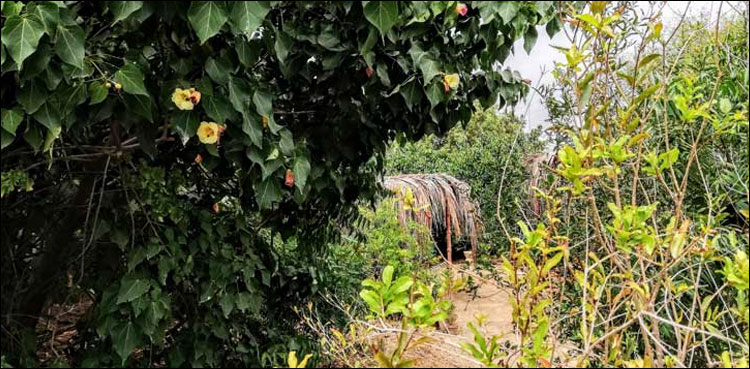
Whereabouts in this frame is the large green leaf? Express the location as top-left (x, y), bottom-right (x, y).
top-left (144, 298), bottom-right (167, 329)
top-left (1, 128), bottom-right (14, 150)
top-left (536, 1), bottom-right (554, 16)
top-left (228, 76), bottom-right (253, 114)
top-left (533, 319), bottom-right (549, 352)
top-left (246, 146), bottom-right (265, 169)
top-left (229, 1), bottom-right (270, 36)
top-left (57, 83), bottom-right (88, 120)
top-left (187, 1), bottom-right (228, 44)
top-left (173, 110), bottom-right (199, 145)
top-left (363, 1), bottom-right (399, 35)
top-left (274, 30), bottom-right (292, 64)
top-left (88, 81), bottom-right (109, 105)
top-left (318, 29), bottom-right (345, 51)
top-left (418, 56), bottom-right (440, 85)
top-left (523, 26), bottom-right (538, 54)
top-left (546, 15), bottom-right (561, 37)
top-left (390, 276), bottom-right (413, 295)
top-left (252, 90), bottom-right (273, 117)
top-left (242, 111), bottom-right (263, 148)
top-left (219, 293), bottom-right (235, 318)
top-left (279, 129), bottom-right (293, 155)
top-left (23, 123), bottom-right (43, 152)
top-left (1, 109), bottom-right (24, 135)
top-left (116, 279), bottom-right (151, 304)
top-left (360, 27), bottom-right (378, 57)
top-left (32, 102), bottom-right (60, 132)
top-left (112, 321), bottom-right (142, 364)
top-left (43, 63), bottom-right (63, 90)
top-left (31, 1), bottom-right (60, 36)
top-left (382, 265), bottom-right (394, 286)
top-left (541, 252), bottom-right (563, 277)
top-left (1, 14), bottom-right (46, 67)
top-left (254, 177), bottom-right (282, 209)
top-left (115, 63), bottom-right (148, 96)
top-left (61, 60), bottom-right (93, 79)
top-left (400, 80), bottom-right (422, 111)
top-left (376, 64), bottom-right (390, 86)
top-left (236, 37), bottom-right (260, 67)
top-left (293, 153), bottom-right (311, 191)
top-left (2, 1), bottom-right (25, 17)
top-left (497, 2), bottom-right (519, 24)
top-left (204, 94), bottom-right (234, 124)
top-left (18, 80), bottom-right (46, 114)
top-left (426, 82), bottom-right (444, 108)
top-left (474, 1), bottom-right (498, 24)
top-left (108, 1), bottom-right (143, 23)
top-left (205, 57), bottom-right (231, 85)
top-left (360, 289), bottom-right (381, 314)
top-left (122, 94), bottom-right (153, 122)
top-left (261, 156), bottom-right (283, 180)
top-left (22, 42), bottom-right (52, 79)
top-left (55, 24), bottom-right (85, 69)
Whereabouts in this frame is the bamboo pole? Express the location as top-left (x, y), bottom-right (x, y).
top-left (446, 197), bottom-right (452, 265)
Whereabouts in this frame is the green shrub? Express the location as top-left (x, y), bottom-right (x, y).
top-left (357, 198), bottom-right (434, 277)
top-left (533, 3), bottom-right (749, 367)
top-left (0, 1), bottom-right (556, 366)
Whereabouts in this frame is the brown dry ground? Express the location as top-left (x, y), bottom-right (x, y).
top-left (406, 267), bottom-right (579, 368)
top-left (406, 276), bottom-right (517, 368)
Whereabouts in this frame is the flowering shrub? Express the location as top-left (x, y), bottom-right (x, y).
top-left (0, 1), bottom-right (557, 366)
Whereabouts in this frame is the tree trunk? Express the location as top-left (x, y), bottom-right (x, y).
top-left (17, 158), bottom-right (105, 329)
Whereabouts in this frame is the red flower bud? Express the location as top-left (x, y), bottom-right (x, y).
top-left (456, 3), bottom-right (468, 16)
top-left (285, 169), bottom-right (295, 188)
top-left (365, 66), bottom-right (374, 78)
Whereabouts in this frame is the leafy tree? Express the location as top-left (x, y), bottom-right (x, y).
top-left (0, 1), bottom-right (557, 366)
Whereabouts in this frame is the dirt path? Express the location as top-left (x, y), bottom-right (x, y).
top-left (409, 276), bottom-right (518, 368)
top-left (409, 269), bottom-right (577, 368)
top-left (451, 280), bottom-right (516, 343)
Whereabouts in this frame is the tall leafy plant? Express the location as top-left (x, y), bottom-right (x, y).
top-left (533, 2), bottom-right (749, 367)
top-left (0, 1), bottom-right (559, 366)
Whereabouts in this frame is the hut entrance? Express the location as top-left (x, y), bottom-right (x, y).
top-left (383, 174), bottom-right (483, 264)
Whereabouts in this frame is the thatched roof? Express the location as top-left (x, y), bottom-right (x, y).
top-left (382, 174), bottom-right (483, 262)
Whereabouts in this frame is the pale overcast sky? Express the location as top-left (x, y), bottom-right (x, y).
top-left (502, 1), bottom-right (742, 130)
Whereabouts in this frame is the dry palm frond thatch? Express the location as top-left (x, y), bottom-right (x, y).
top-left (383, 174), bottom-right (483, 263)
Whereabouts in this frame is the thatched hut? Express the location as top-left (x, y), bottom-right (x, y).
top-left (383, 174), bottom-right (483, 264)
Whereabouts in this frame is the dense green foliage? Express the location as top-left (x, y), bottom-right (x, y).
top-left (3, 1), bottom-right (746, 368)
top-left (354, 197), bottom-right (434, 277)
top-left (0, 1), bottom-right (558, 367)
top-left (664, 18), bottom-right (749, 223)
top-left (535, 3), bottom-right (749, 367)
top-left (387, 107), bottom-right (545, 252)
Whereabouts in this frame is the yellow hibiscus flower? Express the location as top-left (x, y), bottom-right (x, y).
top-left (172, 88), bottom-right (201, 110)
top-left (197, 122), bottom-right (221, 144)
top-left (443, 73), bottom-right (459, 91)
